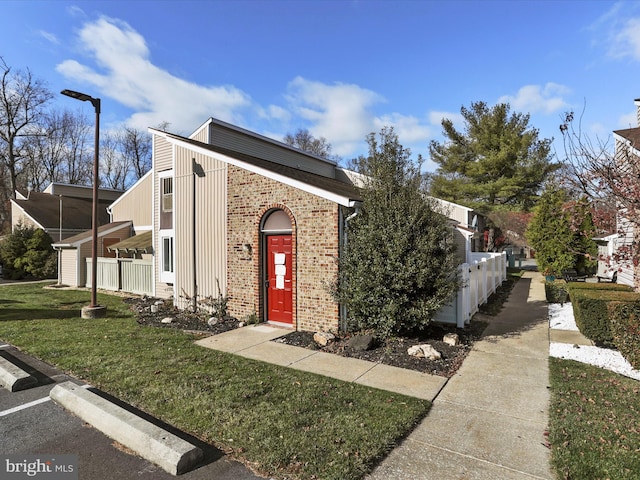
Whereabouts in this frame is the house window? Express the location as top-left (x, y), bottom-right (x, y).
top-left (160, 235), bottom-right (174, 283)
top-left (161, 177), bottom-right (173, 213)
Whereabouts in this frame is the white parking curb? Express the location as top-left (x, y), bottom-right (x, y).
top-left (0, 355), bottom-right (37, 392)
top-left (50, 381), bottom-right (203, 475)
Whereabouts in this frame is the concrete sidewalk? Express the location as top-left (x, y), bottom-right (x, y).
top-left (196, 271), bottom-right (554, 479)
top-left (367, 271), bottom-right (553, 479)
top-left (196, 325), bottom-right (448, 401)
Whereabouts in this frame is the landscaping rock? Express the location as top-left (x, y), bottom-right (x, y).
top-left (150, 305), bottom-right (159, 313)
top-left (313, 332), bottom-right (335, 347)
top-left (408, 344), bottom-right (442, 360)
top-left (161, 317), bottom-right (173, 324)
top-left (347, 334), bottom-right (375, 352)
top-left (207, 317), bottom-right (218, 326)
top-left (443, 333), bottom-right (460, 346)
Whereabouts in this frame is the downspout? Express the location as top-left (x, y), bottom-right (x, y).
top-left (339, 203), bottom-right (361, 332)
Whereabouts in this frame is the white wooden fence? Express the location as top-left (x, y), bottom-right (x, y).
top-left (434, 252), bottom-right (507, 328)
top-left (86, 258), bottom-right (153, 296)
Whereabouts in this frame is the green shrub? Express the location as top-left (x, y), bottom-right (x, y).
top-left (0, 224), bottom-right (57, 280)
top-left (570, 289), bottom-right (640, 345)
top-left (609, 301), bottom-right (640, 370)
top-left (566, 282), bottom-right (632, 293)
top-left (545, 280), bottom-right (569, 303)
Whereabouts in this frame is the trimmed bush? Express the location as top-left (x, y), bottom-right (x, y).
top-left (566, 282), bottom-right (633, 293)
top-left (545, 280), bottom-right (569, 303)
top-left (570, 289), bottom-right (640, 345)
top-left (609, 301), bottom-right (640, 370)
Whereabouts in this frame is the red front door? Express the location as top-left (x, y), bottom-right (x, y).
top-left (266, 235), bottom-right (293, 324)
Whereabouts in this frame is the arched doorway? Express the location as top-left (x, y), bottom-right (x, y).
top-left (261, 209), bottom-right (294, 326)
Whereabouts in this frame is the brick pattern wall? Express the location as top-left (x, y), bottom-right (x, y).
top-left (227, 165), bottom-right (341, 332)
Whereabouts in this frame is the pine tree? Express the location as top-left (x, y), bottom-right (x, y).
top-left (429, 101), bottom-right (558, 212)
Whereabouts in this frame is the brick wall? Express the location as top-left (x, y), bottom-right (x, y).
top-left (226, 164), bottom-right (341, 332)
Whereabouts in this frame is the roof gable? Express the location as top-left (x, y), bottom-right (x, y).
top-left (154, 130), bottom-right (361, 206)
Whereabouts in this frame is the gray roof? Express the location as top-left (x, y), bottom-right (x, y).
top-left (164, 131), bottom-right (362, 204)
top-left (13, 192), bottom-right (112, 231)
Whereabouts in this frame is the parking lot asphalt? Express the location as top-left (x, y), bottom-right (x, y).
top-left (0, 343), bottom-right (265, 480)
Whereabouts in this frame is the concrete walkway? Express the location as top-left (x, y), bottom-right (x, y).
top-left (368, 271), bottom-right (553, 479)
top-left (196, 271), bottom-right (554, 479)
top-left (196, 325), bottom-right (448, 401)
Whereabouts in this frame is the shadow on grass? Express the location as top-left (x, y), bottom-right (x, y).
top-left (87, 387), bottom-right (225, 471)
top-left (0, 299), bottom-right (24, 305)
top-left (0, 308), bottom-right (82, 322)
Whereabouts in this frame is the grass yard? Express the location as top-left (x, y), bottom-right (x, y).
top-left (549, 357), bottom-right (640, 480)
top-left (0, 284), bottom-right (430, 480)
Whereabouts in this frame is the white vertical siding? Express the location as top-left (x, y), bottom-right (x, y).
top-left (173, 146), bottom-right (228, 310)
top-left (60, 249), bottom-right (79, 286)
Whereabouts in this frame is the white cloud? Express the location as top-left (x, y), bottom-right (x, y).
top-left (619, 110), bottom-right (637, 128)
top-left (590, 3), bottom-right (640, 62)
top-left (498, 83), bottom-right (570, 115)
top-left (56, 17), bottom-right (251, 132)
top-left (373, 114), bottom-right (432, 144)
top-left (38, 30), bottom-right (59, 45)
top-left (613, 17), bottom-right (640, 60)
top-left (428, 110), bottom-right (464, 129)
top-left (56, 16), bottom-right (435, 158)
top-left (284, 76), bottom-right (383, 156)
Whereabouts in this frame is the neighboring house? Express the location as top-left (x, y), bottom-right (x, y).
top-left (430, 197), bottom-right (486, 263)
top-left (52, 221), bottom-right (134, 287)
top-left (11, 183), bottom-right (123, 241)
top-left (611, 98), bottom-right (640, 288)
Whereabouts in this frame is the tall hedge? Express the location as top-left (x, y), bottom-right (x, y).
top-left (569, 288), bottom-right (640, 345)
top-left (609, 301), bottom-right (640, 370)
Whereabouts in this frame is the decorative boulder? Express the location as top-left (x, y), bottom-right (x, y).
top-left (161, 317), bottom-right (173, 324)
top-left (408, 344), bottom-right (441, 360)
top-left (347, 334), bottom-right (375, 352)
top-left (313, 332), bottom-right (335, 347)
top-left (207, 317), bottom-right (218, 326)
top-left (443, 333), bottom-right (460, 346)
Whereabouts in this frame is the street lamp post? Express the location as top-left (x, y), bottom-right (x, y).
top-left (61, 89), bottom-right (106, 319)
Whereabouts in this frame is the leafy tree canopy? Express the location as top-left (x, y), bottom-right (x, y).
top-left (334, 127), bottom-right (460, 339)
top-left (429, 101), bottom-right (559, 213)
top-left (526, 187), bottom-right (597, 276)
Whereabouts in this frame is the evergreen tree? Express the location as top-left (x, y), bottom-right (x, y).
top-left (526, 188), bottom-right (597, 276)
top-left (335, 128), bottom-right (460, 339)
top-left (429, 101), bottom-right (558, 212)
top-left (0, 223), bottom-right (56, 279)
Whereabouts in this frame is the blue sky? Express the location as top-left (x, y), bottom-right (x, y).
top-left (3, 0), bottom-right (640, 171)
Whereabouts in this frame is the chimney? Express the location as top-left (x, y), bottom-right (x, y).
top-left (635, 98), bottom-right (640, 127)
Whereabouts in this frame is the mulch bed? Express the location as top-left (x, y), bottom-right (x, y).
top-left (126, 276), bottom-right (516, 379)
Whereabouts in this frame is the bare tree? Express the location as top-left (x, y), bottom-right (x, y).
top-left (100, 132), bottom-right (129, 190)
top-left (121, 127), bottom-right (151, 180)
top-left (559, 107), bottom-right (640, 286)
top-left (0, 58), bottom-right (53, 197)
top-left (284, 128), bottom-right (336, 159)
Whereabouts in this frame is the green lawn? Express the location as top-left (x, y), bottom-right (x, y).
top-left (549, 357), bottom-right (640, 480)
top-left (0, 284), bottom-right (429, 480)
